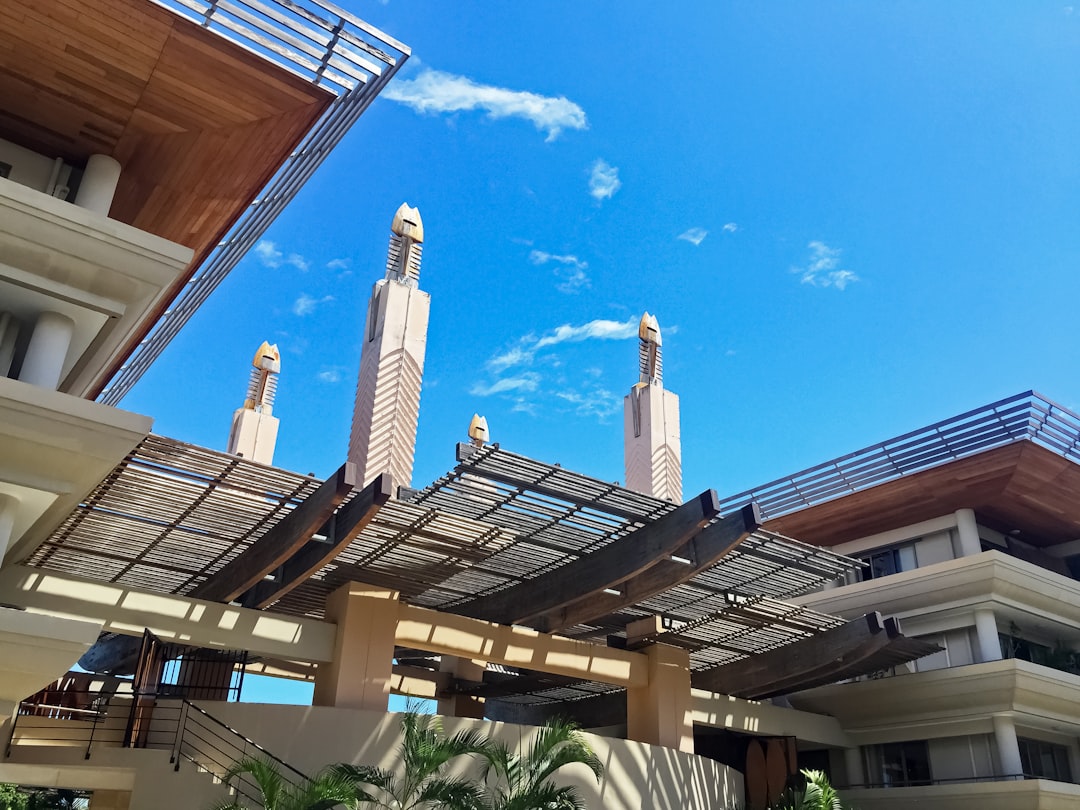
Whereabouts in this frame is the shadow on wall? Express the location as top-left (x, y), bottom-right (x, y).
top-left (199, 702), bottom-right (743, 810)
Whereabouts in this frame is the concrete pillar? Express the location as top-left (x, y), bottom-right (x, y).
top-left (626, 642), bottom-right (694, 753)
top-left (0, 699), bottom-right (15, 760)
top-left (88, 790), bottom-right (131, 810)
top-left (624, 384), bottom-right (682, 503)
top-left (437, 656), bottom-right (486, 719)
top-left (313, 583), bottom-right (399, 711)
top-left (974, 609), bottom-right (1002, 663)
top-left (993, 714), bottom-right (1024, 777)
top-left (18, 311), bottom-right (74, 390)
top-left (0, 493), bottom-right (19, 564)
top-left (75, 154), bottom-right (122, 216)
top-left (843, 746), bottom-right (865, 787)
top-left (955, 508), bottom-right (982, 557)
top-left (0, 311), bottom-right (18, 378)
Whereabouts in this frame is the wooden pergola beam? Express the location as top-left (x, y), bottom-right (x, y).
top-left (453, 489), bottom-right (722, 626)
top-left (693, 612), bottom-right (888, 698)
top-left (535, 503), bottom-right (762, 633)
top-left (191, 462), bottom-right (360, 603)
top-left (244, 473), bottom-right (394, 608)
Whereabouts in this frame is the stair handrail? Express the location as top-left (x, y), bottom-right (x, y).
top-left (170, 698), bottom-right (309, 800)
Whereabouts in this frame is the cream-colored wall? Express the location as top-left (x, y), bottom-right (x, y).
top-left (0, 747), bottom-right (229, 810)
top-left (202, 702), bottom-right (743, 810)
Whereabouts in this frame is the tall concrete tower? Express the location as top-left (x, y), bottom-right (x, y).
top-left (623, 312), bottom-right (682, 503)
top-left (226, 340), bottom-right (281, 465)
top-left (348, 203), bottom-right (429, 488)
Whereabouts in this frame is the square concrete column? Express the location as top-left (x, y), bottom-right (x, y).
top-left (626, 640), bottom-right (694, 753)
top-left (313, 582), bottom-right (399, 711)
top-left (437, 656), bottom-right (486, 719)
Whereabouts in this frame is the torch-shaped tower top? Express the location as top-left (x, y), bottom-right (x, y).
top-left (386, 203), bottom-right (424, 284)
top-left (638, 312), bottom-right (662, 385)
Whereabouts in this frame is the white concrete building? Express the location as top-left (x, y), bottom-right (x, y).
top-left (712, 392), bottom-right (1080, 809)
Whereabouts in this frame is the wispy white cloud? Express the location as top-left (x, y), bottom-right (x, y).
top-left (293, 293), bottom-right (335, 316)
top-left (555, 388), bottom-right (621, 420)
top-left (488, 346), bottom-right (534, 373)
top-left (722, 222), bottom-right (738, 233)
top-left (588, 159), bottom-right (621, 201)
top-left (326, 258), bottom-right (349, 270)
top-left (470, 316), bottom-right (640, 421)
top-left (254, 240), bottom-right (310, 271)
top-left (384, 68), bottom-right (587, 141)
top-left (254, 240), bottom-right (282, 267)
top-left (317, 367), bottom-right (344, 383)
top-left (535, 317), bottom-right (638, 349)
top-left (470, 373), bottom-right (541, 396)
top-left (792, 241), bottom-right (860, 290)
top-left (530, 250), bottom-right (590, 293)
top-left (677, 227), bottom-right (708, 246)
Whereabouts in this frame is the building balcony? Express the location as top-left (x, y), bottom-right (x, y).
top-left (790, 658), bottom-right (1080, 741)
top-left (841, 776), bottom-right (1080, 810)
top-left (797, 550), bottom-right (1080, 630)
top-left (0, 178), bottom-right (192, 398)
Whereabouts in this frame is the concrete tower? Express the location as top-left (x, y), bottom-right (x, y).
top-left (623, 312), bottom-right (682, 502)
top-left (348, 203), bottom-right (430, 488)
top-left (226, 340), bottom-right (281, 464)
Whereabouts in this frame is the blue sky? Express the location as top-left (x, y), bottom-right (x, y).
top-left (123, 1), bottom-right (1080, 505)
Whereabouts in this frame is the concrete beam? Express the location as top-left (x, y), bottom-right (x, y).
top-left (0, 566), bottom-right (336, 663)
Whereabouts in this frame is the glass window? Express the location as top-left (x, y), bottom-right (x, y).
top-left (865, 741), bottom-right (932, 787)
top-left (858, 544), bottom-right (917, 582)
top-left (1018, 738), bottom-right (1072, 782)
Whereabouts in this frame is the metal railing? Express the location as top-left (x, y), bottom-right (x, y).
top-left (838, 772), bottom-right (1078, 789)
top-left (7, 692), bottom-right (308, 808)
top-left (99, 0), bottom-right (409, 405)
top-left (168, 699), bottom-right (309, 807)
top-left (718, 391), bottom-right (1080, 520)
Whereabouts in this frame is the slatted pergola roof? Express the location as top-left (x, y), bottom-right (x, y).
top-left (25, 434), bottom-right (939, 703)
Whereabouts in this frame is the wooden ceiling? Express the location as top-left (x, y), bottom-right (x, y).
top-left (0, 0), bottom-right (332, 260)
top-left (765, 441), bottom-right (1080, 548)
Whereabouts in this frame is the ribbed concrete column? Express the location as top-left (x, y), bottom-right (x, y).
top-left (313, 583), bottom-right (399, 711)
top-left (19, 311), bottom-right (74, 390)
top-left (993, 714), bottom-right (1024, 777)
top-left (843, 747), bottom-right (865, 787)
top-left (0, 493), bottom-right (18, 563)
top-left (74, 154), bottom-right (121, 216)
top-left (955, 508), bottom-right (982, 557)
top-left (974, 609), bottom-right (1002, 663)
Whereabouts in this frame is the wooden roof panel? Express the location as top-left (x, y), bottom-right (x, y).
top-left (0, 0), bottom-right (332, 258)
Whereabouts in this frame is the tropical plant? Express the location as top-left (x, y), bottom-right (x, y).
top-left (769, 769), bottom-right (853, 810)
top-left (0, 784), bottom-right (27, 810)
top-left (213, 756), bottom-right (358, 810)
top-left (331, 710), bottom-right (491, 810)
top-left (475, 717), bottom-right (604, 810)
